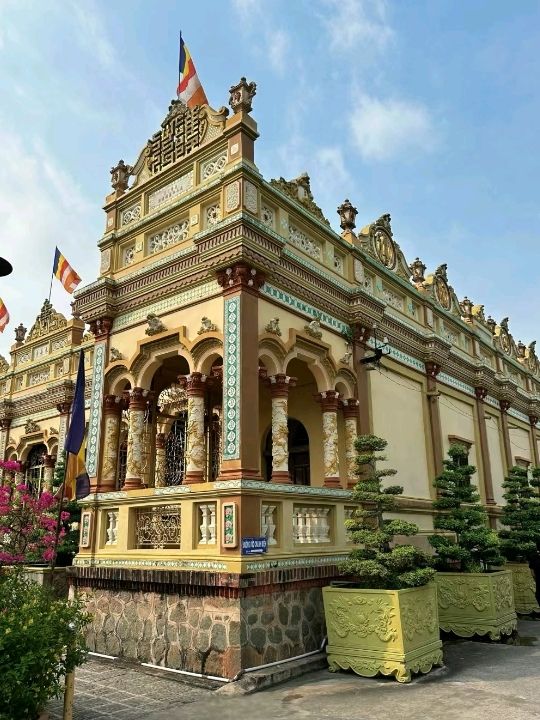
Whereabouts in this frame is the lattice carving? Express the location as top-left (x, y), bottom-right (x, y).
top-left (146, 100), bottom-right (207, 175)
top-left (27, 300), bottom-right (67, 341)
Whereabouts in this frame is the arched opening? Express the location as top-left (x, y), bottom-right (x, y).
top-left (25, 443), bottom-right (48, 494)
top-left (263, 418), bottom-right (310, 485)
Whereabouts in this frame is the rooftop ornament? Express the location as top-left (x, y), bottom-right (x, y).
top-left (337, 198), bottom-right (358, 234)
top-left (14, 322), bottom-right (27, 345)
top-left (229, 77), bottom-right (257, 114)
top-left (409, 257), bottom-right (426, 285)
top-left (110, 159), bottom-right (133, 194)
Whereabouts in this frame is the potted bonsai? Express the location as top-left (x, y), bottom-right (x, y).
top-left (323, 435), bottom-right (442, 683)
top-left (499, 465), bottom-right (540, 615)
top-left (429, 444), bottom-right (516, 640)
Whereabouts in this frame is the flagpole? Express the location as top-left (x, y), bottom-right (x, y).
top-left (48, 272), bottom-right (54, 303)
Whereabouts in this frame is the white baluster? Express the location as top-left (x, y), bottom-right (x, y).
top-left (208, 504), bottom-right (216, 544)
top-left (320, 508), bottom-right (330, 543)
top-left (199, 504), bottom-right (210, 544)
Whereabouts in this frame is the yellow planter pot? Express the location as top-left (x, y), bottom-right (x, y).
top-left (506, 562), bottom-right (540, 615)
top-left (436, 570), bottom-right (517, 640)
top-left (322, 583), bottom-right (443, 683)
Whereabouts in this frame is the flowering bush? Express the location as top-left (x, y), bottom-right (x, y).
top-left (0, 572), bottom-right (89, 720)
top-left (0, 485), bottom-right (68, 566)
top-left (0, 460), bottom-right (22, 472)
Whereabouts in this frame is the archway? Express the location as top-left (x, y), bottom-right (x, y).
top-left (25, 443), bottom-right (48, 494)
top-left (263, 418), bottom-right (310, 485)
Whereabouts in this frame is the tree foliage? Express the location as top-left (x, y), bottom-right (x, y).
top-left (340, 435), bottom-right (435, 589)
top-left (0, 572), bottom-right (89, 720)
top-left (499, 466), bottom-right (540, 562)
top-left (429, 444), bottom-right (504, 572)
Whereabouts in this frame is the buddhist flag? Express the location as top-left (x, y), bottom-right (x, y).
top-left (64, 350), bottom-right (89, 499)
top-left (0, 299), bottom-right (9, 333)
top-left (177, 32), bottom-right (208, 108)
top-left (52, 247), bottom-right (81, 294)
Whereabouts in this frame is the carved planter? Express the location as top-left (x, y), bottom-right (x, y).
top-left (436, 570), bottom-right (517, 640)
top-left (506, 562), bottom-right (540, 615)
top-left (322, 583), bottom-right (443, 683)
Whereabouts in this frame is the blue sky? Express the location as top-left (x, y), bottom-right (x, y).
top-left (0, 0), bottom-right (539, 359)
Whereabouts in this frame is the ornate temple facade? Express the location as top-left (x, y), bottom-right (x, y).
top-left (0, 301), bottom-right (92, 491)
top-left (3, 75), bottom-right (540, 678)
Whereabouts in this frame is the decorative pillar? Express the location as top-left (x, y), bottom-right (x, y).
top-left (179, 373), bottom-right (207, 485)
top-left (0, 417), bottom-right (12, 483)
top-left (499, 399), bottom-right (513, 472)
top-left (56, 402), bottom-right (72, 452)
top-left (155, 433), bottom-right (167, 487)
top-left (267, 374), bottom-right (296, 484)
top-left (529, 414), bottom-right (540, 467)
top-left (124, 387), bottom-right (148, 490)
top-left (317, 390), bottom-right (341, 488)
top-left (86, 317), bottom-right (112, 492)
top-left (425, 362), bottom-right (444, 476)
top-left (352, 325), bottom-right (371, 435)
top-left (475, 387), bottom-right (495, 506)
top-left (217, 263), bottom-right (265, 480)
top-left (15, 462), bottom-right (26, 486)
top-left (43, 454), bottom-right (55, 493)
top-left (342, 398), bottom-right (360, 489)
top-left (100, 395), bottom-right (123, 492)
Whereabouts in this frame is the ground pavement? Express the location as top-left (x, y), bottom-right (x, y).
top-left (50, 619), bottom-right (540, 720)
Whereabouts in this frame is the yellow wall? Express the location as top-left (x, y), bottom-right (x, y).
top-left (370, 368), bottom-right (431, 499)
top-left (485, 412), bottom-right (506, 505)
top-left (439, 393), bottom-right (479, 479)
top-left (509, 424), bottom-right (532, 465)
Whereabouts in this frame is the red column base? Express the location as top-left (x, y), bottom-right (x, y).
top-left (323, 477), bottom-right (342, 488)
top-left (271, 471), bottom-right (293, 484)
top-left (184, 471), bottom-right (205, 485)
top-left (123, 477), bottom-right (144, 490)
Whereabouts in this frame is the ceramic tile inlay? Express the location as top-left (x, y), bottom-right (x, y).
top-left (223, 296), bottom-right (240, 459)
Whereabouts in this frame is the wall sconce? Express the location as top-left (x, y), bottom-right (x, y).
top-left (360, 324), bottom-right (391, 370)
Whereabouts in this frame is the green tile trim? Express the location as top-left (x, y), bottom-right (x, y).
top-left (245, 554), bottom-right (348, 572)
top-left (261, 284), bottom-right (350, 335)
top-left (86, 342), bottom-right (106, 476)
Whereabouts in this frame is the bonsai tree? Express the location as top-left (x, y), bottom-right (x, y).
top-left (429, 444), bottom-right (504, 572)
top-left (499, 466), bottom-right (540, 562)
top-left (341, 435), bottom-right (435, 588)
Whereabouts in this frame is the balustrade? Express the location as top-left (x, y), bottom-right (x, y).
top-left (105, 510), bottom-right (118, 545)
top-left (198, 503), bottom-right (217, 544)
top-left (293, 506), bottom-right (331, 544)
top-left (135, 505), bottom-right (181, 549)
top-left (261, 503), bottom-right (277, 545)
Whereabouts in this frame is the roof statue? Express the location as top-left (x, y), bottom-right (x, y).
top-left (269, 173), bottom-right (330, 225)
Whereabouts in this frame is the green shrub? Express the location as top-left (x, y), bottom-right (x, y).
top-left (0, 572), bottom-right (89, 720)
top-left (429, 444), bottom-right (504, 572)
top-left (499, 466), bottom-right (540, 562)
top-left (340, 435), bottom-right (435, 589)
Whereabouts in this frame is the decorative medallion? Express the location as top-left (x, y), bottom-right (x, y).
top-left (434, 274), bottom-right (452, 311)
top-left (373, 228), bottom-right (396, 269)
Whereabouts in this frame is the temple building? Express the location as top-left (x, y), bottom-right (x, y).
top-left (2, 75), bottom-right (540, 678)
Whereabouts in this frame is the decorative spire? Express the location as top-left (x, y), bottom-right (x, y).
top-left (110, 159), bottom-right (133, 194)
top-left (229, 77), bottom-right (257, 114)
top-left (337, 199), bottom-right (357, 233)
top-left (409, 257), bottom-right (426, 284)
top-left (14, 322), bottom-right (27, 345)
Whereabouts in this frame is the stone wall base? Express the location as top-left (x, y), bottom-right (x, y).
top-left (69, 566), bottom-right (335, 679)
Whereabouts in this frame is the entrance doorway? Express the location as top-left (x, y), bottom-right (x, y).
top-left (263, 419), bottom-right (310, 485)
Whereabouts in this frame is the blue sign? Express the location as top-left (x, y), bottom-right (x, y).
top-left (241, 536), bottom-right (268, 555)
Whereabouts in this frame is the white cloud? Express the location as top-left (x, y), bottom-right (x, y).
top-left (69, 0), bottom-right (116, 72)
top-left (231, 0), bottom-right (262, 21)
top-left (0, 126), bottom-right (98, 358)
top-left (349, 93), bottom-right (436, 161)
top-left (320, 0), bottom-right (393, 53)
top-left (231, 0), bottom-right (290, 76)
top-left (268, 29), bottom-right (289, 75)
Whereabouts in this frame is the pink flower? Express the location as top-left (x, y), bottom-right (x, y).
top-left (60, 511), bottom-right (70, 521)
top-left (42, 548), bottom-right (55, 562)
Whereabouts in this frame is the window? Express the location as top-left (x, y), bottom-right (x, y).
top-left (25, 443), bottom-right (48, 495)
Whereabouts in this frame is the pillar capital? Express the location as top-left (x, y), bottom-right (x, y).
top-left (475, 386), bottom-right (488, 401)
top-left (267, 374), bottom-right (296, 398)
top-left (499, 399), bottom-right (511, 414)
top-left (216, 263), bottom-right (266, 296)
top-left (341, 398), bottom-right (360, 419)
top-left (104, 394), bottom-right (123, 415)
top-left (156, 432), bottom-right (167, 450)
top-left (88, 317), bottom-right (113, 340)
top-left (128, 387), bottom-right (149, 411)
top-left (178, 372), bottom-right (208, 397)
top-left (529, 415), bottom-right (539, 428)
top-left (56, 401), bottom-right (72, 416)
top-left (43, 454), bottom-right (54, 469)
top-left (425, 361), bottom-right (441, 378)
top-left (316, 390), bottom-right (340, 413)
top-left (0, 418), bottom-right (12, 431)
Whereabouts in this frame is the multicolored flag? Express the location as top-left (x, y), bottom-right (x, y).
top-left (64, 350), bottom-right (89, 499)
top-left (52, 247), bottom-right (81, 294)
top-left (0, 298), bottom-right (9, 333)
top-left (177, 32), bottom-right (208, 108)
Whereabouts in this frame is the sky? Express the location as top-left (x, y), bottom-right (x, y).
top-left (0, 0), bottom-right (539, 359)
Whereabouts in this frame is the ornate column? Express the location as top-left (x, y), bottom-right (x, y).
top-left (217, 263), bottom-right (265, 480)
top-left (100, 395), bottom-right (123, 492)
top-left (14, 462), bottom-right (26, 486)
top-left (155, 433), bottom-right (167, 487)
top-left (475, 387), bottom-right (495, 506)
top-left (43, 455), bottom-right (55, 493)
top-left (317, 390), bottom-right (341, 488)
top-left (529, 411), bottom-right (540, 467)
top-left (56, 402), bottom-right (72, 452)
top-left (499, 399), bottom-right (513, 472)
top-left (425, 361), bottom-right (444, 476)
top-left (179, 373), bottom-right (207, 485)
top-left (267, 374), bottom-right (296, 484)
top-left (0, 416), bottom-right (12, 483)
top-left (342, 398), bottom-right (359, 489)
top-left (124, 387), bottom-right (148, 490)
top-left (86, 317), bottom-right (113, 492)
